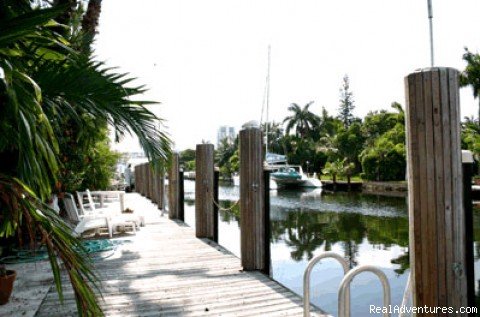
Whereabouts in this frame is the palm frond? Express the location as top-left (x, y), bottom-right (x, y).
top-left (0, 175), bottom-right (103, 315)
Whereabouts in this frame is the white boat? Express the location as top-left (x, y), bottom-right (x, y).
top-left (232, 173), bottom-right (278, 190)
top-left (269, 164), bottom-right (322, 188)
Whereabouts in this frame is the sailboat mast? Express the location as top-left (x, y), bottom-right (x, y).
top-left (427, 0), bottom-right (434, 67)
top-left (265, 45), bottom-right (271, 155)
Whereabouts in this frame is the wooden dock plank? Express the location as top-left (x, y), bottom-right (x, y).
top-left (33, 193), bottom-right (327, 317)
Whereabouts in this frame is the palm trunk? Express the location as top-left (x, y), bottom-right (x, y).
top-left (81, 0), bottom-right (103, 50)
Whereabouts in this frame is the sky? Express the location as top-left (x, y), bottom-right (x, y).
top-left (94, 0), bottom-right (480, 151)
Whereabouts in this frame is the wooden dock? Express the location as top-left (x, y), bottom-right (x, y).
top-left (29, 193), bottom-right (326, 316)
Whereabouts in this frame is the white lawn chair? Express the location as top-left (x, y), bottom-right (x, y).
top-left (64, 193), bottom-right (112, 237)
top-left (81, 189), bottom-right (144, 229)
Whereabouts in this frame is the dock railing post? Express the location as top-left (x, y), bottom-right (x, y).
top-left (168, 153), bottom-right (180, 219)
top-left (150, 165), bottom-right (156, 202)
top-left (138, 164), bottom-right (143, 195)
top-left (179, 169), bottom-right (185, 222)
top-left (195, 144), bottom-right (215, 239)
top-left (146, 163), bottom-right (151, 199)
top-left (239, 126), bottom-right (266, 271)
top-left (134, 165), bottom-right (139, 193)
top-left (151, 165), bottom-right (158, 204)
top-left (136, 164), bottom-right (142, 195)
top-left (462, 150), bottom-right (475, 310)
top-left (405, 68), bottom-right (468, 312)
top-left (158, 173), bottom-right (165, 210)
top-left (213, 169), bottom-right (219, 243)
top-left (263, 170), bottom-right (271, 276)
top-left (142, 163), bottom-right (148, 197)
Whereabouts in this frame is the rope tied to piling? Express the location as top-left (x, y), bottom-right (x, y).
top-left (208, 189), bottom-right (240, 212)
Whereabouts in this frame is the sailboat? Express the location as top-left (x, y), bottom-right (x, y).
top-left (261, 47), bottom-right (321, 189)
top-left (233, 46), bottom-right (321, 189)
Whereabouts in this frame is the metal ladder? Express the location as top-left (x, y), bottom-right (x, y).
top-left (303, 252), bottom-right (393, 317)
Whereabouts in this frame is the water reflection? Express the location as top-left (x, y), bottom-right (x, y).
top-left (183, 181), bottom-right (480, 316)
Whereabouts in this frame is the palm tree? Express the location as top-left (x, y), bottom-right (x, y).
top-left (0, 3), bottom-right (171, 315)
top-left (283, 101), bottom-right (320, 138)
top-left (322, 159), bottom-right (344, 184)
top-left (261, 121), bottom-right (284, 154)
top-left (460, 48), bottom-right (480, 123)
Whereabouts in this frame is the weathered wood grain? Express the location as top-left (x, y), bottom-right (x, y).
top-left (195, 144), bottom-right (215, 239)
top-left (239, 128), bottom-right (266, 272)
top-left (405, 67), bottom-right (468, 315)
top-left (168, 153), bottom-right (180, 219)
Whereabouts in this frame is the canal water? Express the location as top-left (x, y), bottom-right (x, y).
top-left (181, 179), bottom-right (479, 317)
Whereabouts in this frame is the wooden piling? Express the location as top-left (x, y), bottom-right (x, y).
top-left (137, 164), bottom-right (143, 195)
top-left (134, 165), bottom-right (140, 193)
top-left (158, 174), bottom-right (165, 210)
top-left (151, 167), bottom-right (158, 204)
top-left (263, 170), bottom-right (271, 276)
top-left (142, 164), bottom-right (148, 197)
top-left (195, 144), bottom-right (215, 239)
top-left (239, 127), bottom-right (266, 271)
top-left (179, 170), bottom-right (185, 221)
top-left (462, 151), bottom-right (475, 310)
top-left (168, 153), bottom-right (180, 219)
top-left (405, 67), bottom-right (467, 313)
top-left (213, 170), bottom-right (219, 243)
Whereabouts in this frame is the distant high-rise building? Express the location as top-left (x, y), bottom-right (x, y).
top-left (217, 126), bottom-right (236, 147)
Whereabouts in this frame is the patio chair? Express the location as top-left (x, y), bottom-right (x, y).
top-left (64, 193), bottom-right (113, 237)
top-left (85, 189), bottom-right (144, 228)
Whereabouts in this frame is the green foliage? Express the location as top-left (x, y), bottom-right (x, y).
top-left (216, 138), bottom-right (238, 178)
top-left (338, 74), bottom-right (356, 128)
top-left (333, 123), bottom-right (365, 170)
top-left (359, 103), bottom-right (406, 181)
top-left (283, 101), bottom-right (320, 138)
top-left (360, 138), bottom-right (406, 181)
top-left (0, 175), bottom-right (103, 315)
top-left (262, 121), bottom-right (284, 153)
top-left (460, 48), bottom-right (480, 120)
top-left (80, 139), bottom-right (121, 190)
top-left (0, 1), bottom-right (172, 316)
top-left (322, 159), bottom-right (344, 183)
top-left (179, 149), bottom-right (195, 163)
top-left (179, 149), bottom-right (196, 171)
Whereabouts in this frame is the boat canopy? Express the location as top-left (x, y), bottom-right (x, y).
top-left (266, 152), bottom-right (287, 165)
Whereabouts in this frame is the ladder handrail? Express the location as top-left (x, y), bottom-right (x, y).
top-left (303, 252), bottom-right (350, 317)
top-left (338, 265), bottom-right (391, 317)
top-left (399, 273), bottom-right (411, 317)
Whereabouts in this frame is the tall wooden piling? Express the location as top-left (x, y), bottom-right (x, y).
top-left (134, 165), bottom-right (140, 193)
top-left (151, 167), bottom-right (158, 204)
top-left (462, 151), bottom-right (475, 309)
top-left (158, 174), bottom-right (165, 210)
top-left (168, 153), bottom-right (180, 219)
top-left (239, 127), bottom-right (266, 271)
top-left (195, 144), bottom-right (215, 239)
top-left (151, 166), bottom-right (156, 201)
top-left (405, 67), bottom-right (467, 313)
top-left (179, 170), bottom-right (185, 221)
top-left (142, 164), bottom-right (148, 196)
top-left (213, 170), bottom-right (219, 243)
top-left (137, 164), bottom-right (142, 194)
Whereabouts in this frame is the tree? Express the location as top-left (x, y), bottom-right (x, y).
top-left (262, 121), bottom-right (284, 154)
top-left (460, 48), bottom-right (480, 122)
top-left (334, 122), bottom-right (365, 172)
top-left (283, 101), bottom-right (320, 138)
top-left (0, 2), bottom-right (171, 315)
top-left (179, 148), bottom-right (196, 171)
top-left (322, 159), bottom-right (344, 183)
top-left (216, 138), bottom-right (238, 178)
top-left (338, 74), bottom-right (355, 128)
